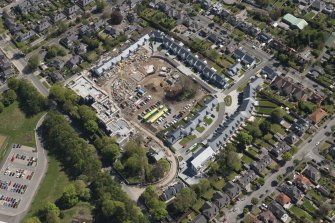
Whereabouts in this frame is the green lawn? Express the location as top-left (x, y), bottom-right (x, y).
top-left (203, 117), bottom-right (213, 125)
top-left (241, 154), bottom-right (254, 165)
top-left (289, 205), bottom-right (313, 221)
top-left (202, 188), bottom-right (214, 200)
top-left (196, 126), bottom-right (205, 133)
top-left (179, 134), bottom-right (196, 145)
top-left (23, 156), bottom-right (71, 221)
top-left (192, 198), bottom-right (205, 211)
top-left (270, 124), bottom-right (286, 135)
top-left (307, 189), bottom-right (325, 203)
top-left (302, 199), bottom-right (317, 215)
top-left (224, 95), bottom-right (232, 106)
top-left (0, 102), bottom-right (43, 161)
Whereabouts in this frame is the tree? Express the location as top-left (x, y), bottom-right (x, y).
top-left (193, 179), bottom-right (211, 198)
top-left (59, 184), bottom-right (79, 208)
top-left (84, 119), bottom-right (99, 134)
top-left (243, 208), bottom-right (249, 215)
top-left (45, 211), bottom-right (61, 223)
top-left (270, 108), bottom-right (285, 123)
top-left (94, 136), bottom-right (120, 164)
top-left (249, 125), bottom-right (262, 138)
top-left (251, 197), bottom-right (259, 205)
top-left (74, 180), bottom-right (90, 201)
top-left (236, 131), bottom-right (253, 146)
top-left (0, 102), bottom-right (3, 113)
top-left (96, 0), bottom-right (107, 13)
top-left (227, 151), bottom-right (241, 171)
top-left (28, 54), bottom-right (40, 70)
top-left (110, 8), bottom-right (123, 25)
top-left (260, 120), bottom-right (271, 134)
top-left (282, 152), bottom-right (292, 161)
top-left (2, 89), bottom-right (17, 106)
top-left (141, 186), bottom-right (167, 221)
top-left (25, 217), bottom-right (41, 223)
top-left (173, 188), bottom-right (197, 213)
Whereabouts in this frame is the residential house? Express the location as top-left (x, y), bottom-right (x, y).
top-left (256, 210), bottom-right (277, 223)
top-left (127, 13), bottom-right (136, 23)
top-left (227, 63), bottom-right (242, 77)
top-left (160, 181), bottom-right (185, 201)
top-left (310, 0), bottom-right (326, 11)
top-left (75, 43), bottom-right (87, 55)
top-left (251, 154), bottom-right (272, 174)
top-left (291, 117), bottom-right (309, 136)
top-left (60, 33), bottom-right (79, 49)
top-left (276, 193), bottom-right (291, 209)
top-left (201, 201), bottom-right (219, 220)
top-left (208, 33), bottom-right (220, 44)
top-left (198, 0), bottom-right (211, 9)
top-left (17, 30), bottom-right (36, 42)
top-left (285, 132), bottom-right (298, 145)
top-left (191, 214), bottom-right (207, 223)
top-left (213, 191), bottom-right (230, 209)
top-left (77, 0), bottom-right (95, 8)
top-left (49, 57), bottom-right (65, 70)
top-left (48, 71), bottom-right (64, 82)
top-left (329, 146), bottom-right (335, 159)
top-left (257, 32), bottom-right (272, 43)
top-left (270, 142), bottom-right (291, 157)
top-left (66, 55), bottom-right (83, 69)
top-left (303, 165), bottom-right (321, 181)
top-left (261, 66), bottom-right (277, 80)
top-left (79, 25), bottom-right (92, 37)
top-left (247, 26), bottom-right (258, 37)
top-left (233, 49), bottom-right (245, 60)
top-left (268, 201), bottom-right (290, 223)
top-left (237, 170), bottom-right (256, 188)
top-left (224, 182), bottom-right (241, 199)
top-left (293, 175), bottom-right (312, 192)
top-left (309, 108), bottom-right (327, 124)
top-left (315, 185), bottom-right (330, 197)
top-left (323, 3), bottom-right (334, 14)
top-left (241, 54), bottom-right (255, 67)
top-left (51, 12), bottom-right (66, 23)
top-left (36, 19), bottom-right (51, 33)
top-left (279, 184), bottom-right (303, 203)
top-left (65, 5), bottom-right (79, 16)
top-left (224, 42), bottom-right (237, 54)
top-left (292, 86), bottom-right (308, 101)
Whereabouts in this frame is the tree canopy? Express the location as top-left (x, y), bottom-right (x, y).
top-left (173, 188), bottom-right (197, 213)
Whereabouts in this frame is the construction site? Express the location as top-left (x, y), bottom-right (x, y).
top-left (95, 43), bottom-right (208, 134)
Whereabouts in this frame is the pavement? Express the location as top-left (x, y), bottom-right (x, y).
top-left (0, 115), bottom-right (48, 223)
top-left (224, 117), bottom-right (335, 222)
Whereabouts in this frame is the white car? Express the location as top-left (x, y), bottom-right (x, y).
top-left (315, 141), bottom-right (320, 146)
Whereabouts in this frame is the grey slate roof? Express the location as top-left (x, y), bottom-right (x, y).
top-left (213, 191), bottom-right (230, 208)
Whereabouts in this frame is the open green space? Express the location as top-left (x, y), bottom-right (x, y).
top-left (289, 205), bottom-right (313, 221)
top-left (307, 189), bottom-right (326, 203)
top-left (0, 102), bottom-right (43, 161)
top-left (224, 95), bottom-right (232, 106)
top-left (302, 199), bottom-right (317, 215)
top-left (196, 126), bottom-right (205, 133)
top-left (203, 117), bottom-right (213, 125)
top-left (23, 156), bottom-right (71, 221)
top-left (179, 134), bottom-right (196, 145)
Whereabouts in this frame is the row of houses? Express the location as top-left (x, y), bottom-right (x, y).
top-left (0, 51), bottom-right (13, 81)
top-left (150, 31), bottom-right (227, 89)
top-left (207, 78), bottom-right (263, 152)
top-left (92, 34), bottom-right (151, 76)
top-left (165, 96), bottom-right (217, 145)
top-left (271, 76), bottom-right (310, 102)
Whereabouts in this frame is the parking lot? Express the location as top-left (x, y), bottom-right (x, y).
top-left (0, 144), bottom-right (38, 213)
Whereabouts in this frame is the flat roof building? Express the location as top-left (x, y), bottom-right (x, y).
top-left (282, 14), bottom-right (308, 30)
top-left (191, 146), bottom-right (215, 173)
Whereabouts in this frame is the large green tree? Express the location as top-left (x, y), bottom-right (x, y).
top-left (236, 131), bottom-right (253, 146)
top-left (173, 188), bottom-right (197, 213)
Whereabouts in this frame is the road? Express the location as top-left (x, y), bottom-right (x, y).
top-left (0, 115), bottom-right (48, 223)
top-left (130, 121), bottom-right (179, 189)
top-left (224, 117), bottom-right (335, 222)
top-left (0, 39), bottom-right (49, 96)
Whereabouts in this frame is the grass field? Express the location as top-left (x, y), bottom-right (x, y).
top-left (179, 134), bottom-right (197, 145)
top-left (289, 205), bottom-right (313, 221)
top-left (23, 156), bottom-right (71, 221)
top-left (0, 102), bottom-right (43, 162)
top-left (224, 95), bottom-right (232, 106)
